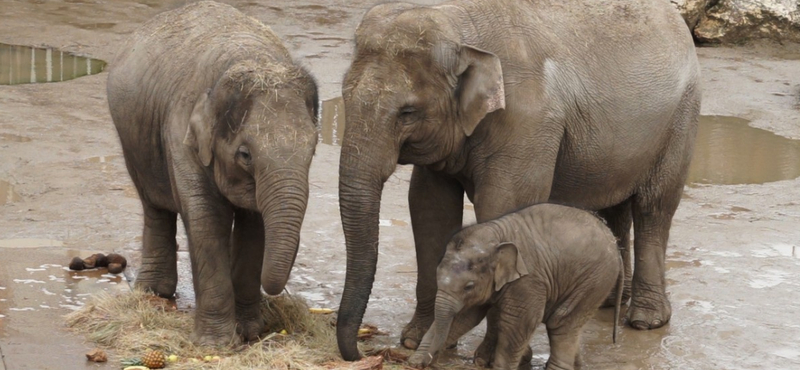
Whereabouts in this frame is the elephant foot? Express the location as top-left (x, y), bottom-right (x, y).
top-left (474, 344), bottom-right (531, 369)
top-left (519, 345), bottom-right (533, 368)
top-left (627, 288), bottom-right (671, 330)
top-left (401, 315), bottom-right (434, 349)
top-left (190, 322), bottom-right (240, 347)
top-left (235, 306), bottom-right (265, 342)
top-left (408, 351), bottom-right (434, 369)
top-left (133, 275), bottom-right (177, 298)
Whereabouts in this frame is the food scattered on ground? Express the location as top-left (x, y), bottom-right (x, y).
top-left (142, 350), bottom-right (166, 369)
top-left (66, 289), bottom-right (404, 369)
top-left (68, 252), bottom-right (127, 273)
top-left (85, 348), bottom-right (107, 362)
top-left (357, 324), bottom-right (386, 340)
top-left (308, 308), bottom-right (334, 314)
top-left (122, 367), bottom-right (149, 370)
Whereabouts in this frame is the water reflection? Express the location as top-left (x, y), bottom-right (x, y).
top-left (687, 115), bottom-right (800, 185)
top-left (0, 43), bottom-right (106, 85)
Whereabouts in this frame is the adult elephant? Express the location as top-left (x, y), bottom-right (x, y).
top-left (107, 1), bottom-right (318, 345)
top-left (336, 0), bottom-right (700, 360)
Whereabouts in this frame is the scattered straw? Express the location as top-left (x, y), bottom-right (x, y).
top-left (65, 289), bottom-right (414, 369)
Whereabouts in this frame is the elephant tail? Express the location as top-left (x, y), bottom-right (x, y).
top-left (613, 254), bottom-right (624, 344)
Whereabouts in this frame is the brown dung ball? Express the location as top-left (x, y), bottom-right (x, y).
top-left (106, 253), bottom-right (127, 269)
top-left (107, 263), bottom-right (124, 274)
top-left (82, 253), bottom-right (108, 269)
top-left (69, 256), bottom-right (85, 271)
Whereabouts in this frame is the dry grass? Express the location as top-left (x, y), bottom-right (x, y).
top-left (65, 289), bottom-right (413, 369)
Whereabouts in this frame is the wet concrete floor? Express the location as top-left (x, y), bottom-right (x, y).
top-left (1, 1), bottom-right (799, 369)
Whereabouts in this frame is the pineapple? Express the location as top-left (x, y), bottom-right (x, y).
top-left (142, 350), bottom-right (166, 369)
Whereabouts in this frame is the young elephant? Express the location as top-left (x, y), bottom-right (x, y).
top-left (409, 204), bottom-right (623, 370)
top-left (106, 1), bottom-right (318, 345)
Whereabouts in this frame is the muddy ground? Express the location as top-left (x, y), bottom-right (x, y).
top-left (1, 1), bottom-right (800, 369)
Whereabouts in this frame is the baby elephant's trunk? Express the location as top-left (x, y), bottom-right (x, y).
top-left (409, 293), bottom-right (463, 368)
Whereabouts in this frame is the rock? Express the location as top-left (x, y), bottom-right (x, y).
top-left (671, 0), bottom-right (715, 30)
top-left (694, 0), bottom-right (800, 43)
top-left (108, 263), bottom-right (124, 274)
top-left (69, 256), bottom-right (85, 271)
top-left (86, 348), bottom-right (107, 363)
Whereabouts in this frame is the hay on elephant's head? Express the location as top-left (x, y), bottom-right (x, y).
top-left (64, 289), bottom-right (389, 369)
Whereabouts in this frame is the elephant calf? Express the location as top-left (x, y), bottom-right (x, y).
top-left (409, 204), bottom-right (623, 370)
top-left (106, 1), bottom-right (318, 345)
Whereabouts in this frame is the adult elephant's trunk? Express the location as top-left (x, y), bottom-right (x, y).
top-left (257, 168), bottom-right (309, 296)
top-left (409, 292), bottom-right (463, 366)
top-left (336, 127), bottom-right (397, 361)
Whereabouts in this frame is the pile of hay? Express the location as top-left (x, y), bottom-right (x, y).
top-left (65, 289), bottom-right (408, 369)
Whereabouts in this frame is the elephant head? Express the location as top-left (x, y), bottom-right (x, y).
top-left (409, 224), bottom-right (529, 367)
top-left (337, 3), bottom-right (505, 360)
top-left (184, 59), bottom-right (319, 295)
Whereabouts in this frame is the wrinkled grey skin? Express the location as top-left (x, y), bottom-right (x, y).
top-left (106, 1), bottom-right (319, 346)
top-left (408, 204), bottom-right (623, 370)
top-left (337, 0), bottom-right (699, 359)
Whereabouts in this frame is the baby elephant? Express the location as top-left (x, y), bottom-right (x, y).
top-left (409, 203), bottom-right (623, 370)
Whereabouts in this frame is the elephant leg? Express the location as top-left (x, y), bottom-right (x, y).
top-left (133, 203), bottom-right (178, 298)
top-left (492, 288), bottom-right (544, 370)
top-left (402, 166), bottom-right (464, 349)
top-left (444, 304), bottom-right (489, 348)
top-left (474, 306), bottom-right (499, 368)
top-left (597, 199), bottom-right (632, 307)
top-left (543, 328), bottom-right (580, 370)
top-left (231, 209), bottom-right (265, 342)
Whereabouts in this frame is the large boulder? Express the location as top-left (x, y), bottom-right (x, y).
top-left (671, 0), bottom-right (800, 44)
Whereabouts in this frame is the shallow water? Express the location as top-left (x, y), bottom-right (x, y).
top-left (687, 115), bottom-right (800, 185)
top-left (0, 43), bottom-right (106, 85)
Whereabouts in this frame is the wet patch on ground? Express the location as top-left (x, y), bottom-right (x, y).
top-left (687, 115), bottom-right (800, 185)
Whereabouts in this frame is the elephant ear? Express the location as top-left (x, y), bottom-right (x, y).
top-left (494, 242), bottom-right (529, 291)
top-left (184, 91), bottom-right (214, 167)
top-left (453, 45), bottom-right (505, 137)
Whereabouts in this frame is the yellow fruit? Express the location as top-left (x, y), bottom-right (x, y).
top-left (142, 350), bottom-right (166, 369)
top-left (204, 355), bottom-right (212, 361)
top-left (168, 354), bottom-right (178, 362)
top-left (280, 329), bottom-right (288, 334)
top-left (358, 328), bottom-right (371, 335)
top-left (212, 356), bottom-right (221, 361)
top-left (309, 308), bottom-right (334, 314)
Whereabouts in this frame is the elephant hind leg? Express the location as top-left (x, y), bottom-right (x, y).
top-left (597, 199), bottom-right (632, 307)
top-left (628, 84), bottom-right (700, 330)
top-left (231, 209), bottom-right (266, 342)
top-left (134, 203), bottom-right (179, 298)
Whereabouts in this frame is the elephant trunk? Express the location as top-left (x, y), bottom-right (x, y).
top-left (410, 292), bottom-right (463, 367)
top-left (257, 168), bottom-right (309, 296)
top-left (336, 128), bottom-right (398, 361)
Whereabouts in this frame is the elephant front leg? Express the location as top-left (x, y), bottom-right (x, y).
top-left (402, 166), bottom-right (464, 349)
top-left (231, 209), bottom-right (265, 342)
top-left (134, 204), bottom-right (178, 298)
top-left (181, 199), bottom-right (238, 346)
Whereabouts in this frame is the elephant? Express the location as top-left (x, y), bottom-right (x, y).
top-left (336, 0), bottom-right (700, 359)
top-left (106, 1), bottom-right (319, 345)
top-left (407, 203), bottom-right (623, 370)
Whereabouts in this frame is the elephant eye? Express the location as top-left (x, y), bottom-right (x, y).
top-left (397, 105), bottom-right (418, 124)
top-left (464, 281), bottom-right (475, 292)
top-left (237, 145), bottom-right (252, 165)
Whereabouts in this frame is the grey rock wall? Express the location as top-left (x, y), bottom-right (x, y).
top-left (671, 0), bottom-right (800, 43)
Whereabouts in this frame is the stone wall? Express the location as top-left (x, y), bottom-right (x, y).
top-left (671, 0), bottom-right (800, 43)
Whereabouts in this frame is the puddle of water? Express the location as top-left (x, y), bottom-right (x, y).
top-left (0, 43), bottom-right (106, 85)
top-left (687, 115), bottom-right (800, 185)
top-left (771, 244), bottom-right (799, 259)
top-left (320, 97), bottom-right (345, 145)
top-left (0, 179), bottom-right (22, 205)
top-left (0, 239), bottom-right (64, 248)
top-left (0, 133), bottom-right (32, 142)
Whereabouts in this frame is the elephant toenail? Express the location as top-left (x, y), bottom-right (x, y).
top-left (403, 338), bottom-right (419, 349)
top-left (652, 319), bottom-right (662, 327)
